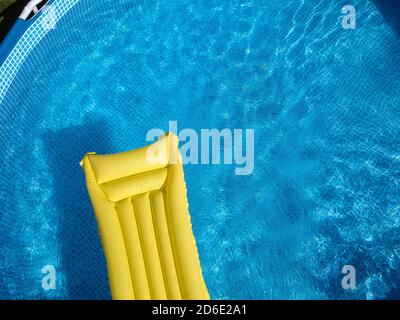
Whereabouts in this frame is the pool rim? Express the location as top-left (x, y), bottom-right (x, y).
top-left (0, 0), bottom-right (79, 105)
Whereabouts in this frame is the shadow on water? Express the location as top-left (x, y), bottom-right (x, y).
top-left (43, 119), bottom-right (112, 299)
top-left (372, 0), bottom-right (400, 34)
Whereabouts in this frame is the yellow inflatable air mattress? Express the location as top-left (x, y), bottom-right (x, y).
top-left (80, 133), bottom-right (209, 300)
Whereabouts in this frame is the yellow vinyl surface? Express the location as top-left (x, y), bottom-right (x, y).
top-left (80, 133), bottom-right (209, 300)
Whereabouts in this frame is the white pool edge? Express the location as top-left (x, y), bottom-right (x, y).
top-left (0, 0), bottom-right (79, 105)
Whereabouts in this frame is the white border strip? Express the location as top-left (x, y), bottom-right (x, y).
top-left (0, 0), bottom-right (79, 105)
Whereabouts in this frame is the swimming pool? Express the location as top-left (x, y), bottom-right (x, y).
top-left (0, 0), bottom-right (399, 299)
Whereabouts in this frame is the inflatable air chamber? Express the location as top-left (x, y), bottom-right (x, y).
top-left (80, 133), bottom-right (209, 300)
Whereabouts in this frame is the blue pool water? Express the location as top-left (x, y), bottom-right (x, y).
top-left (0, 0), bottom-right (399, 299)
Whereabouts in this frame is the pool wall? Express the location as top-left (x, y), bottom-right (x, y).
top-left (0, 0), bottom-right (79, 104)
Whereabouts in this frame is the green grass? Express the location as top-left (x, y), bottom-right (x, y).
top-left (0, 0), bottom-right (17, 14)
top-left (0, 0), bottom-right (16, 23)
